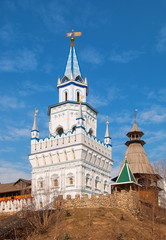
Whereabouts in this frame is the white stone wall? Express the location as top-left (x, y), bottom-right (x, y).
top-left (49, 102), bottom-right (97, 136)
top-left (0, 198), bottom-right (32, 213)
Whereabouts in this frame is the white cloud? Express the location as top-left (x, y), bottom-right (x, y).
top-left (80, 47), bottom-right (103, 64)
top-left (19, 80), bottom-right (54, 96)
top-left (88, 94), bottom-right (108, 108)
top-left (147, 88), bottom-right (166, 102)
top-left (107, 87), bottom-right (126, 102)
top-left (139, 105), bottom-right (166, 124)
top-left (0, 126), bottom-right (30, 141)
top-left (145, 130), bottom-right (166, 144)
top-left (109, 50), bottom-right (144, 63)
top-left (0, 96), bottom-right (25, 110)
top-left (36, 1), bottom-right (68, 33)
top-left (111, 165), bottom-right (120, 178)
top-left (88, 86), bottom-right (126, 108)
top-left (0, 147), bottom-right (15, 153)
top-left (0, 159), bottom-right (31, 183)
top-left (156, 25), bottom-right (166, 52)
top-left (0, 49), bottom-right (38, 72)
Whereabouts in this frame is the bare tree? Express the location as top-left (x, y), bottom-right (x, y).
top-left (153, 159), bottom-right (166, 208)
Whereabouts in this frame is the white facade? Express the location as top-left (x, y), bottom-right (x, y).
top-left (29, 39), bottom-right (113, 208)
top-left (48, 102), bottom-right (97, 137)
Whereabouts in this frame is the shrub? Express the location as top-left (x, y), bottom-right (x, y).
top-left (63, 233), bottom-right (71, 240)
top-left (117, 232), bottom-right (126, 240)
top-left (65, 210), bottom-right (71, 217)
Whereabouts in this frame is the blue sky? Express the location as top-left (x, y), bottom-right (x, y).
top-left (0, 0), bottom-right (166, 183)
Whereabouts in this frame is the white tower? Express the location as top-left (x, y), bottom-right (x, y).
top-left (29, 31), bottom-right (113, 209)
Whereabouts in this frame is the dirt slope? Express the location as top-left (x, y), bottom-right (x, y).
top-left (27, 207), bottom-right (166, 240)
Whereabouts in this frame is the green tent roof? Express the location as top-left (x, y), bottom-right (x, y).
top-left (116, 160), bottom-right (137, 183)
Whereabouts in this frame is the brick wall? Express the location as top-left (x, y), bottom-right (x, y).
top-left (54, 190), bottom-right (140, 216)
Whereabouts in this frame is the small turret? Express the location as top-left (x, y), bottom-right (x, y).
top-left (31, 109), bottom-right (39, 140)
top-left (104, 118), bottom-right (111, 146)
top-left (76, 103), bottom-right (85, 129)
top-left (57, 76), bottom-right (61, 85)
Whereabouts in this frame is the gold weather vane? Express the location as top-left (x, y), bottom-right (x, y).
top-left (34, 108), bottom-right (39, 117)
top-left (66, 29), bottom-right (82, 46)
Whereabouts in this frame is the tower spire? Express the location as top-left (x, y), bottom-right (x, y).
top-left (64, 30), bottom-right (82, 79)
top-left (131, 109), bottom-right (140, 132)
top-left (31, 109), bottom-right (39, 140)
top-left (104, 116), bottom-right (111, 145)
top-left (57, 31), bottom-right (88, 103)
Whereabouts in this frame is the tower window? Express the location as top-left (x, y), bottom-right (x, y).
top-left (72, 125), bottom-right (76, 132)
top-left (69, 177), bottom-right (73, 185)
top-left (53, 179), bottom-right (58, 187)
top-left (104, 181), bottom-right (108, 191)
top-left (77, 92), bottom-right (80, 102)
top-left (56, 127), bottom-right (64, 135)
top-left (95, 176), bottom-right (100, 189)
top-left (38, 178), bottom-right (44, 189)
top-left (65, 91), bottom-right (68, 101)
top-left (67, 173), bottom-right (74, 185)
top-left (39, 202), bottom-right (43, 208)
top-left (86, 174), bottom-right (91, 187)
top-left (89, 128), bottom-right (93, 136)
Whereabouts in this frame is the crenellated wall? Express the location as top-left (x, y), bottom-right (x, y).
top-left (30, 130), bottom-right (112, 170)
top-left (0, 197), bottom-right (32, 213)
top-left (54, 190), bottom-right (140, 216)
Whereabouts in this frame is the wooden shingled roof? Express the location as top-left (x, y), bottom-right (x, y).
top-left (118, 120), bottom-right (154, 176)
top-left (124, 143), bottom-right (154, 175)
top-left (0, 178), bottom-right (31, 194)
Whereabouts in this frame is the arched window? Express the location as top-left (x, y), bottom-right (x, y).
top-left (89, 128), bottom-right (93, 136)
top-left (67, 173), bottom-right (74, 185)
top-left (69, 177), bottom-right (73, 185)
top-left (77, 91), bottom-right (80, 102)
top-left (95, 176), bottom-right (100, 189)
top-left (72, 125), bottom-right (76, 132)
top-left (53, 179), bottom-right (58, 186)
top-left (64, 91), bottom-right (68, 101)
top-left (86, 174), bottom-right (91, 187)
top-left (51, 174), bottom-right (59, 187)
top-left (56, 127), bottom-right (64, 135)
top-left (104, 180), bottom-right (108, 192)
top-left (38, 178), bottom-right (44, 189)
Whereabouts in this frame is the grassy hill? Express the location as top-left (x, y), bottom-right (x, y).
top-left (1, 206), bottom-right (165, 240)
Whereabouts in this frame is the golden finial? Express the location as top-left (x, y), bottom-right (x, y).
top-left (134, 109), bottom-right (138, 123)
top-left (34, 108), bottom-right (39, 117)
top-left (66, 30), bottom-right (82, 46)
top-left (106, 116), bottom-right (109, 125)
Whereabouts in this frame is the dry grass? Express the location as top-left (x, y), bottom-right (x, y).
top-left (0, 205), bottom-right (166, 240)
top-left (28, 207), bottom-right (166, 240)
